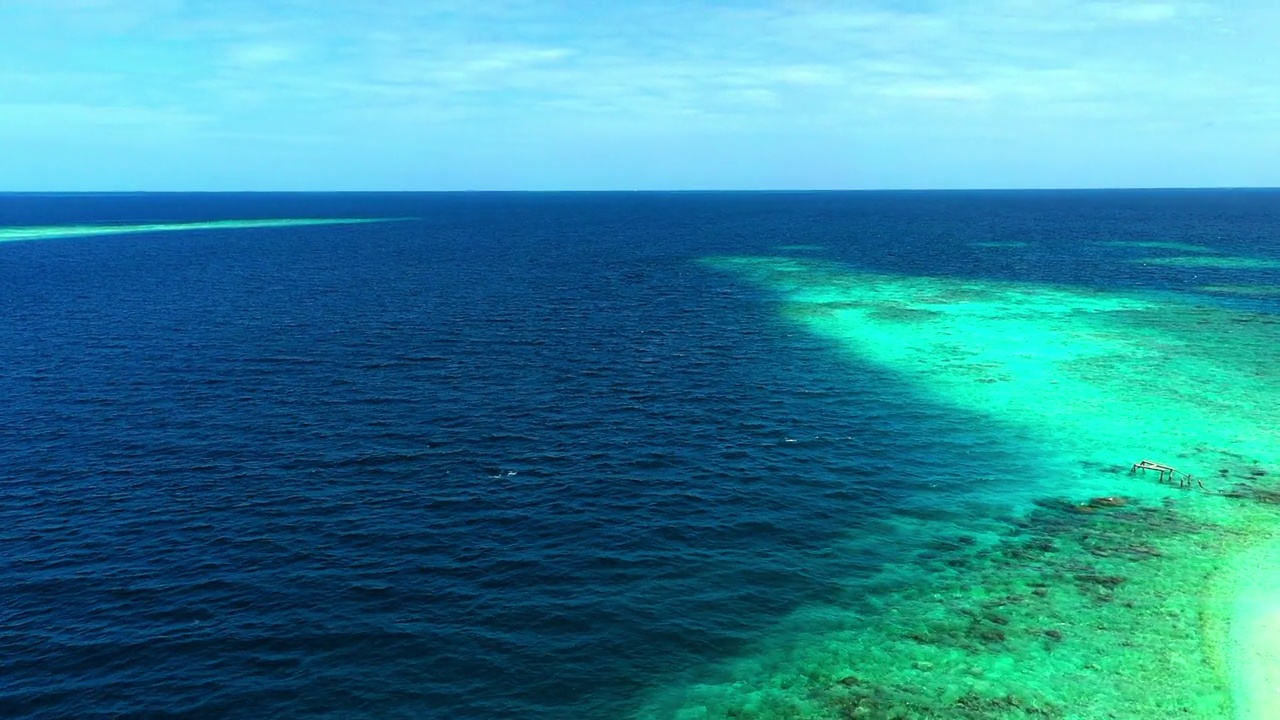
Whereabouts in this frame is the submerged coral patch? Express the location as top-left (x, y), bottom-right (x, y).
top-left (636, 256), bottom-right (1280, 719)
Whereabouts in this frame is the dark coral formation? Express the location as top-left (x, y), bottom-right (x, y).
top-left (827, 681), bottom-right (1062, 719)
top-left (1222, 482), bottom-right (1280, 505)
top-left (724, 473), bottom-right (1280, 720)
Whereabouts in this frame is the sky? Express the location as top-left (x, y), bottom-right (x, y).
top-left (0, 0), bottom-right (1276, 191)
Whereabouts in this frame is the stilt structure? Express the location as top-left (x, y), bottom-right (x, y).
top-left (1131, 460), bottom-right (1203, 489)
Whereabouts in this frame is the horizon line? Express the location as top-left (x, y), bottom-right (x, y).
top-left (1, 186), bottom-right (1279, 196)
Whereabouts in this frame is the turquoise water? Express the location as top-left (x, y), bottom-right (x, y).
top-left (636, 254), bottom-right (1280, 718)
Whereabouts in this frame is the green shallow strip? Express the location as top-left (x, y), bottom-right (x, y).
top-left (1102, 241), bottom-right (1220, 254)
top-left (970, 241), bottom-right (1031, 249)
top-left (1199, 285), bottom-right (1280, 297)
top-left (634, 256), bottom-right (1280, 720)
top-left (1136, 255), bottom-right (1280, 270)
top-left (773, 244), bottom-right (828, 252)
top-left (0, 217), bottom-right (405, 244)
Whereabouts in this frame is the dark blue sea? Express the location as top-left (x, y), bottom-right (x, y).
top-left (1, 191), bottom-right (1277, 719)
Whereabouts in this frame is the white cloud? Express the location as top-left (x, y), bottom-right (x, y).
top-left (1088, 2), bottom-right (1180, 23)
top-left (719, 87), bottom-right (781, 107)
top-left (0, 0), bottom-right (183, 34)
top-left (762, 66), bottom-right (846, 87)
top-left (0, 102), bottom-right (207, 129)
top-left (883, 83), bottom-right (992, 102)
top-left (225, 43), bottom-right (301, 69)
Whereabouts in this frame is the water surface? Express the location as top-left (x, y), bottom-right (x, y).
top-left (2, 190), bottom-right (1278, 719)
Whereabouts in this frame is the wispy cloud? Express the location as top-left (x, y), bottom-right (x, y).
top-left (1, 0), bottom-right (1276, 188)
top-left (2, 0), bottom-right (1259, 124)
top-left (0, 102), bottom-right (208, 132)
top-left (1087, 2), bottom-right (1181, 23)
top-left (224, 42), bottom-right (302, 69)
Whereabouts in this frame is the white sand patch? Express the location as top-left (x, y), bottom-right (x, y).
top-left (1230, 535), bottom-right (1280, 720)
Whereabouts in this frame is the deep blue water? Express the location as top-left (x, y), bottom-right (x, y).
top-left (1, 191), bottom-right (1277, 719)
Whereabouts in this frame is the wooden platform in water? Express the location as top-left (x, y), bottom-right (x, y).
top-left (1131, 459), bottom-right (1203, 488)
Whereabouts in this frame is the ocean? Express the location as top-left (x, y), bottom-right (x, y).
top-left (2, 191), bottom-right (1278, 719)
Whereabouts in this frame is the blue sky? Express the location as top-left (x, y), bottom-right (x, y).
top-left (0, 0), bottom-right (1275, 190)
